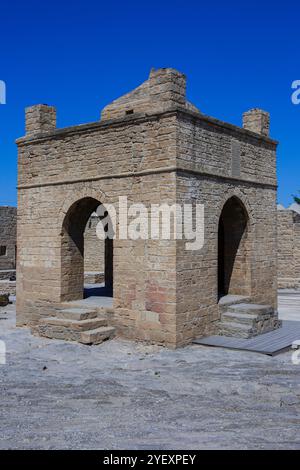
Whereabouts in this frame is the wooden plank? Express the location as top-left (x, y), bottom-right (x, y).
top-left (193, 321), bottom-right (300, 355)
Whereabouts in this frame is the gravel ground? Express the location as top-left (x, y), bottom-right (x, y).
top-left (0, 300), bottom-right (300, 450)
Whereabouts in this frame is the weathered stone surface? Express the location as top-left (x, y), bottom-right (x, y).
top-left (84, 272), bottom-right (104, 284)
top-left (25, 104), bottom-right (56, 137)
top-left (0, 206), bottom-right (17, 271)
top-left (242, 108), bottom-right (270, 136)
top-left (227, 303), bottom-right (273, 315)
top-left (56, 307), bottom-right (98, 321)
top-left (80, 326), bottom-right (115, 344)
top-left (84, 213), bottom-right (104, 275)
top-left (277, 205), bottom-right (300, 289)
top-left (218, 320), bottom-right (253, 338)
top-left (39, 316), bottom-right (107, 330)
top-left (222, 311), bottom-right (260, 325)
top-left (101, 68), bottom-right (199, 121)
top-left (0, 280), bottom-right (16, 296)
top-left (218, 294), bottom-right (251, 313)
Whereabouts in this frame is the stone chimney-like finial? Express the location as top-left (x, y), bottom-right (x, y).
top-left (25, 104), bottom-right (56, 137)
top-left (243, 108), bottom-right (270, 136)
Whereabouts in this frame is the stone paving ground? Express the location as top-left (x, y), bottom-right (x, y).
top-left (0, 294), bottom-right (300, 450)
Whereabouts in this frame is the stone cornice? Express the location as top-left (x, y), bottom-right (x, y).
top-left (17, 166), bottom-right (277, 190)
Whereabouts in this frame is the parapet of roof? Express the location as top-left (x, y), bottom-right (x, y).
top-left (277, 202), bottom-right (300, 214)
top-left (20, 68), bottom-right (274, 142)
top-left (289, 202), bottom-right (300, 214)
top-left (0, 206), bottom-right (17, 211)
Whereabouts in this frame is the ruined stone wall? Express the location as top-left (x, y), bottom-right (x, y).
top-left (0, 206), bottom-right (17, 271)
top-left (0, 280), bottom-right (16, 295)
top-left (296, 219), bottom-right (300, 287)
top-left (84, 215), bottom-right (104, 273)
top-left (277, 209), bottom-right (300, 289)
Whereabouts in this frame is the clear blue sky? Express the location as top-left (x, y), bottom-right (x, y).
top-left (0, 0), bottom-right (299, 207)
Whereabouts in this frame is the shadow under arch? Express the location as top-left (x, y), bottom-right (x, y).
top-left (60, 196), bottom-right (113, 302)
top-left (218, 196), bottom-right (251, 300)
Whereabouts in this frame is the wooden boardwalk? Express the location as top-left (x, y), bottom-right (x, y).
top-left (193, 291), bottom-right (300, 355)
top-left (193, 321), bottom-right (300, 355)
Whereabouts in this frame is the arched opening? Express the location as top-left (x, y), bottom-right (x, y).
top-left (218, 196), bottom-right (251, 300)
top-left (61, 197), bottom-right (113, 302)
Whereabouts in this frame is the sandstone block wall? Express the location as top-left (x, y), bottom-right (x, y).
top-left (84, 214), bottom-right (104, 273)
top-left (277, 206), bottom-right (300, 289)
top-left (0, 206), bottom-right (17, 271)
top-left (175, 110), bottom-right (277, 341)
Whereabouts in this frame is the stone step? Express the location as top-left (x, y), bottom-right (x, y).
top-left (227, 303), bottom-right (273, 316)
top-left (39, 316), bottom-right (107, 331)
top-left (56, 307), bottom-right (98, 321)
top-left (218, 295), bottom-right (252, 314)
top-left (80, 326), bottom-right (115, 345)
top-left (219, 294), bottom-right (250, 306)
top-left (37, 321), bottom-right (115, 345)
top-left (221, 311), bottom-right (257, 326)
top-left (218, 302), bottom-right (277, 339)
top-left (37, 323), bottom-right (83, 342)
top-left (218, 320), bottom-right (254, 339)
